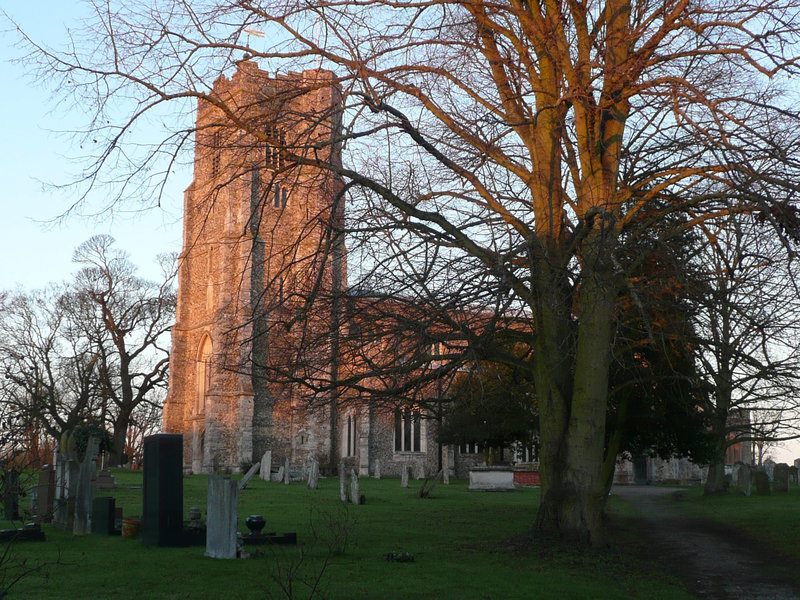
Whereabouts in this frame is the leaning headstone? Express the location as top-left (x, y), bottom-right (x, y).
top-left (259, 451), bottom-right (272, 481)
top-left (350, 469), bottom-right (361, 506)
top-left (238, 462), bottom-right (261, 490)
top-left (734, 464), bottom-right (751, 496)
top-left (73, 436), bottom-right (100, 535)
top-left (307, 460), bottom-right (319, 490)
top-left (774, 463), bottom-right (790, 493)
top-left (754, 470), bottom-right (771, 495)
top-left (764, 458), bottom-right (776, 481)
top-left (205, 475), bottom-right (238, 559)
top-left (788, 466), bottom-right (798, 485)
top-left (141, 433), bottom-right (184, 546)
top-left (283, 458), bottom-right (291, 485)
top-left (400, 465), bottom-right (409, 488)
top-left (275, 466), bottom-right (285, 484)
top-left (339, 462), bottom-right (348, 502)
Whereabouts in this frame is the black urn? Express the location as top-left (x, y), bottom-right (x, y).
top-left (246, 514), bottom-right (266, 534)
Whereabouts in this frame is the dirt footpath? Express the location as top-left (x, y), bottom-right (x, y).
top-left (613, 486), bottom-right (800, 599)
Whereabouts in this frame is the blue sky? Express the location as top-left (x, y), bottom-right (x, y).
top-left (1, 2), bottom-right (184, 288)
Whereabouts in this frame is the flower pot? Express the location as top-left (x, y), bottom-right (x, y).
top-left (121, 518), bottom-right (141, 539)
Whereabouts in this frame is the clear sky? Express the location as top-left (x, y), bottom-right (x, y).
top-left (2, 2), bottom-right (798, 466)
top-left (1, 2), bottom-right (184, 289)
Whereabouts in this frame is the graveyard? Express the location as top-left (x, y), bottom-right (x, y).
top-left (5, 456), bottom-right (800, 599)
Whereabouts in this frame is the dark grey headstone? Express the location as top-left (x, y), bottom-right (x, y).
top-left (91, 497), bottom-right (116, 535)
top-left (754, 470), bottom-right (771, 495)
top-left (142, 434), bottom-right (184, 546)
top-left (774, 463), bottom-right (790, 493)
top-left (734, 464), bottom-right (751, 496)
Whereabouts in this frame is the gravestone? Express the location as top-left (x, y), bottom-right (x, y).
top-left (764, 458), bottom-right (776, 481)
top-left (734, 464), bottom-right (751, 496)
top-left (142, 433), bottom-right (184, 546)
top-left (416, 463), bottom-right (425, 480)
top-left (73, 436), bottom-right (101, 535)
top-left (339, 462), bottom-right (347, 502)
top-left (283, 458), bottom-right (290, 485)
top-left (275, 466), bottom-right (285, 484)
top-left (350, 469), bottom-right (361, 505)
top-left (400, 465), bottom-right (409, 488)
top-left (2, 469), bottom-right (20, 520)
top-left (373, 459), bottom-right (381, 479)
top-left (36, 465), bottom-right (55, 522)
top-left (774, 463), bottom-right (790, 493)
top-left (754, 470), bottom-right (771, 495)
top-left (205, 475), bottom-right (238, 559)
top-left (442, 448), bottom-right (450, 485)
top-left (238, 462), bottom-right (261, 490)
top-left (788, 466), bottom-right (798, 485)
top-left (794, 458), bottom-right (800, 473)
top-left (259, 450), bottom-right (272, 481)
top-left (307, 460), bottom-right (319, 490)
top-left (91, 497), bottom-right (117, 535)
top-left (96, 469), bottom-right (117, 489)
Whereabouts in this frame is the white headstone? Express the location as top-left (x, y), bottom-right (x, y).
top-left (205, 475), bottom-right (239, 559)
top-left (307, 460), bottom-right (319, 490)
top-left (259, 450), bottom-right (272, 481)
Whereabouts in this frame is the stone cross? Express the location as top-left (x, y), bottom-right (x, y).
top-left (205, 475), bottom-right (239, 559)
top-left (773, 463), bottom-right (790, 493)
top-left (259, 450), bottom-right (272, 481)
top-left (239, 461), bottom-right (261, 490)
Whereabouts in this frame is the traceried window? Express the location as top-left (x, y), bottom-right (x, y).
top-left (272, 183), bottom-right (288, 209)
top-left (195, 336), bottom-right (213, 414)
top-left (394, 407), bottom-right (423, 453)
top-left (342, 412), bottom-right (358, 457)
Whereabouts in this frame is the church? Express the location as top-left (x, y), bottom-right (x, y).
top-left (162, 60), bottom-right (489, 479)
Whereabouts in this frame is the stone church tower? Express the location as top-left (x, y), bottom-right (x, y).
top-left (163, 61), bottom-right (345, 473)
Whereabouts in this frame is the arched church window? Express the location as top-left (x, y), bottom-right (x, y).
top-left (196, 335), bottom-right (213, 414)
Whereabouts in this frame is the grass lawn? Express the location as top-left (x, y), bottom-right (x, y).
top-left (670, 485), bottom-right (800, 560)
top-left (1, 471), bottom-right (693, 600)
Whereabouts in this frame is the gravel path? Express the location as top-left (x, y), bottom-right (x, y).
top-left (613, 486), bottom-right (800, 599)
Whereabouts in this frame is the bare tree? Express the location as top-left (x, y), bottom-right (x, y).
top-left (72, 235), bottom-right (176, 466)
top-left (688, 213), bottom-right (800, 493)
top-left (10, 0), bottom-right (800, 543)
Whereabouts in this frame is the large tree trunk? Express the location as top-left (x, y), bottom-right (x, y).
top-left (533, 234), bottom-right (618, 545)
top-left (109, 407), bottom-right (133, 467)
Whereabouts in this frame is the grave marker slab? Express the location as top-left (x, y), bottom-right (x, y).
top-left (754, 470), bottom-right (771, 495)
top-left (142, 433), bottom-right (184, 546)
top-left (238, 462), bottom-right (261, 490)
top-left (259, 450), bottom-right (272, 481)
top-left (205, 475), bottom-right (238, 559)
top-left (734, 464), bottom-right (751, 496)
top-left (774, 463), bottom-right (790, 493)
